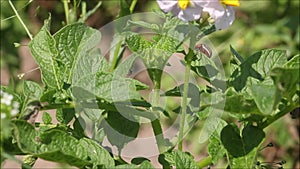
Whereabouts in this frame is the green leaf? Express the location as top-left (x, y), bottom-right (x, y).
top-left (207, 119), bottom-right (227, 164)
top-left (53, 23), bottom-right (101, 84)
top-left (271, 67), bottom-right (300, 99)
top-left (214, 94), bottom-right (260, 114)
top-left (101, 110), bottom-right (140, 150)
top-left (20, 81), bottom-right (43, 120)
top-left (94, 72), bottom-right (143, 102)
top-left (131, 157), bottom-right (150, 165)
top-left (249, 84), bottom-right (278, 115)
top-left (11, 120), bottom-right (114, 168)
top-left (230, 49), bottom-right (287, 91)
top-left (72, 49), bottom-right (108, 86)
top-left (115, 161), bottom-right (154, 169)
top-left (220, 124), bottom-right (265, 158)
top-left (29, 19), bottom-right (61, 90)
top-left (42, 112), bottom-right (52, 124)
top-left (79, 138), bottom-right (115, 168)
top-left (163, 150), bottom-right (198, 169)
top-left (230, 45), bottom-right (244, 64)
top-left (285, 54), bottom-right (299, 69)
top-left (128, 20), bottom-right (160, 32)
top-left (56, 108), bottom-right (75, 124)
top-left (30, 19), bottom-right (101, 92)
top-left (23, 81), bottom-right (43, 102)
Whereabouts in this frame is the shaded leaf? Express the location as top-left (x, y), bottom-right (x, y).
top-left (220, 124), bottom-right (265, 158)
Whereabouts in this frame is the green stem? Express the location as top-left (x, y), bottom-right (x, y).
top-left (178, 56), bottom-right (192, 151)
top-left (63, 0), bottom-right (69, 24)
top-left (110, 39), bottom-right (123, 71)
top-left (129, 0), bottom-right (138, 13)
top-left (198, 156), bottom-right (212, 168)
top-left (261, 102), bottom-right (298, 129)
top-left (151, 80), bottom-right (166, 153)
top-left (8, 0), bottom-right (33, 40)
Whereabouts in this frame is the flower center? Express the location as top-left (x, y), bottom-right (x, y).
top-left (178, 0), bottom-right (190, 10)
top-left (221, 0), bottom-right (240, 6)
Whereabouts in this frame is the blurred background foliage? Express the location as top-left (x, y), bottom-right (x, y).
top-left (1, 0), bottom-right (299, 168)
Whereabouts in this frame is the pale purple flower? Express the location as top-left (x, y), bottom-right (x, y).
top-left (157, 0), bottom-right (239, 30)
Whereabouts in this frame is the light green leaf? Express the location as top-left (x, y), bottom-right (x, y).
top-left (249, 84), bottom-right (278, 115)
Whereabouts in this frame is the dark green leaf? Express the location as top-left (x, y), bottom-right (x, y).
top-left (101, 110), bottom-right (140, 150)
top-left (56, 108), bottom-right (75, 124)
top-left (220, 124), bottom-right (265, 158)
top-left (131, 157), bottom-right (150, 165)
top-left (230, 45), bottom-right (244, 64)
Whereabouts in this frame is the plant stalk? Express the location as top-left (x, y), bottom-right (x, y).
top-left (110, 39), bottom-right (123, 71)
top-left (8, 0), bottom-right (33, 40)
top-left (62, 0), bottom-right (70, 24)
top-left (151, 79), bottom-right (166, 153)
top-left (178, 56), bottom-right (192, 151)
top-left (129, 0), bottom-right (138, 13)
top-left (261, 101), bottom-right (299, 129)
top-left (198, 156), bottom-right (212, 168)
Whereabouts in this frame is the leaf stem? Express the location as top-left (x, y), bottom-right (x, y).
top-left (8, 0), bottom-right (33, 40)
top-left (129, 0), bottom-right (138, 13)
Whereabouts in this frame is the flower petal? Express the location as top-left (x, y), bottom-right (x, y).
top-left (177, 7), bottom-right (203, 21)
top-left (214, 6), bottom-right (235, 30)
top-left (157, 0), bottom-right (178, 12)
top-left (202, 1), bottom-right (235, 30)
